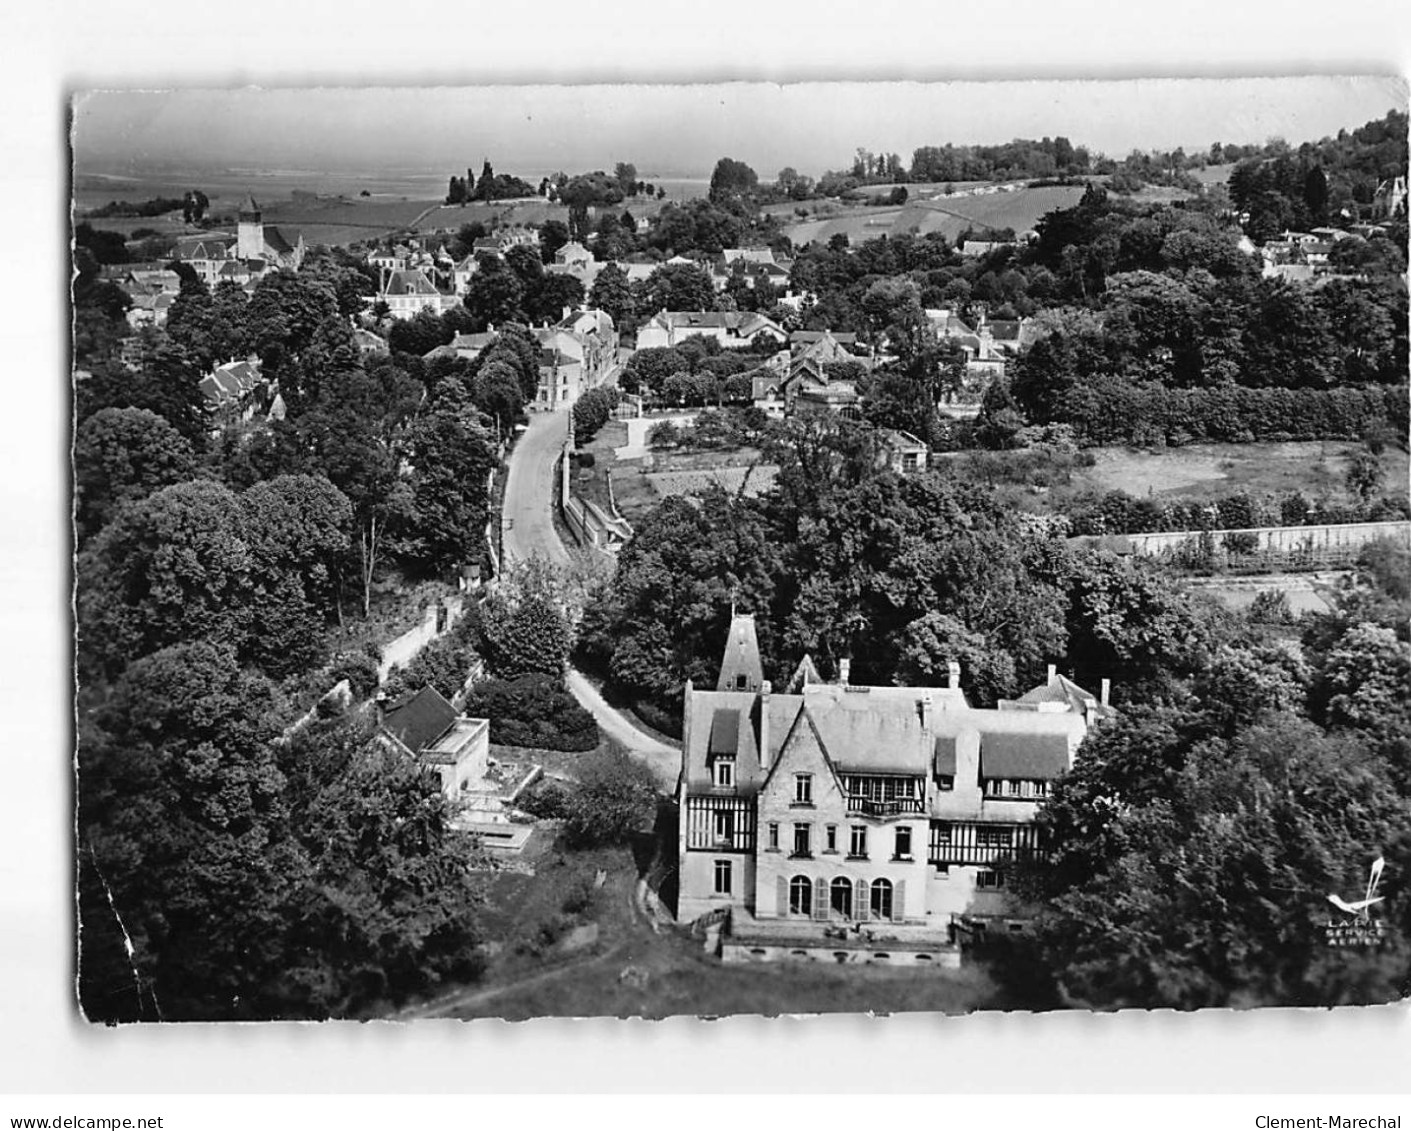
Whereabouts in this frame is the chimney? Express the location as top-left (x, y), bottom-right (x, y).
top-left (1047, 663), bottom-right (1057, 684)
top-left (759, 680), bottom-right (772, 771)
top-left (374, 689), bottom-right (388, 719)
top-left (946, 660), bottom-right (960, 689)
top-left (920, 694), bottom-right (932, 729)
top-left (1100, 678), bottom-right (1111, 708)
top-left (838, 657), bottom-right (851, 685)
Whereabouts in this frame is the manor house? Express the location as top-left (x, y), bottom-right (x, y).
top-left (676, 613), bottom-right (1111, 965)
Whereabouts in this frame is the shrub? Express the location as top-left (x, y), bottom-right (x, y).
top-left (517, 779), bottom-right (572, 820)
top-left (575, 451), bottom-right (597, 469)
top-left (323, 651), bottom-right (381, 700)
top-left (465, 673), bottom-right (599, 751)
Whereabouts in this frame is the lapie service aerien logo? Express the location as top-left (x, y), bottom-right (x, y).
top-left (1324, 855), bottom-right (1387, 948)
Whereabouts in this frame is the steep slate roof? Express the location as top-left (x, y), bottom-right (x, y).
top-left (264, 226), bottom-right (298, 256)
top-left (683, 688), bottom-right (766, 791)
top-left (381, 686), bottom-right (457, 754)
top-left (978, 731), bottom-right (1071, 780)
top-left (707, 708), bottom-right (741, 756)
top-left (715, 613), bottom-right (764, 691)
top-left (384, 268), bottom-right (440, 296)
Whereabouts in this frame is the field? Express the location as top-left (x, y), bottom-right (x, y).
top-left (937, 439), bottom-right (1410, 527)
top-left (781, 184), bottom-right (1089, 245)
top-left (1078, 441), bottom-right (1409, 503)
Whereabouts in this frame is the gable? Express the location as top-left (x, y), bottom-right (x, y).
top-left (761, 707), bottom-right (843, 803)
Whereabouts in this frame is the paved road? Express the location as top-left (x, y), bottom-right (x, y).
top-left (499, 401), bottom-right (682, 773)
top-left (502, 410), bottom-right (571, 568)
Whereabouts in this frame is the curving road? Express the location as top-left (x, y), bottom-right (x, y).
top-left (501, 405), bottom-right (681, 787)
top-left (502, 410), bottom-right (571, 568)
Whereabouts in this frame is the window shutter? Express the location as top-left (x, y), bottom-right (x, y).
top-left (893, 879), bottom-right (906, 922)
top-left (813, 877), bottom-right (828, 920)
top-left (855, 879), bottom-right (869, 921)
top-left (777, 875), bottom-right (787, 918)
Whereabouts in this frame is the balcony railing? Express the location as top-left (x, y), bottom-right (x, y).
top-left (846, 796), bottom-right (925, 818)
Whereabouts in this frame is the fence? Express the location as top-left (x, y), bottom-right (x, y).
top-left (377, 595), bottom-right (466, 683)
top-left (1070, 520), bottom-right (1411, 574)
top-left (559, 439), bottom-right (633, 557)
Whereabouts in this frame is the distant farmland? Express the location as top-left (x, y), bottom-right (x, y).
top-left (781, 184), bottom-right (1089, 246)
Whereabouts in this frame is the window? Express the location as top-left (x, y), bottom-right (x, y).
top-left (789, 875), bottom-right (812, 916)
top-left (713, 809), bottom-right (735, 844)
top-left (894, 826), bottom-right (913, 860)
top-left (825, 824), bottom-right (838, 853)
top-left (1033, 780), bottom-right (1049, 798)
top-left (767, 822), bottom-right (779, 851)
top-left (937, 774), bottom-right (955, 792)
top-left (870, 878), bottom-right (893, 920)
top-left (1007, 779), bottom-right (1023, 797)
top-left (794, 774), bottom-right (813, 805)
top-left (849, 825), bottom-right (868, 858)
top-left (977, 826), bottom-right (1013, 848)
top-left (792, 823), bottom-right (812, 857)
top-left (830, 877), bottom-right (853, 919)
top-left (714, 759), bottom-right (734, 788)
top-left (734, 673), bottom-right (748, 690)
top-left (976, 869), bottom-right (1005, 890)
top-left (713, 859), bottom-right (732, 895)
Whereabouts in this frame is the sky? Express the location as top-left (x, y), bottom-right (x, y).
top-left (71, 76), bottom-right (1407, 180)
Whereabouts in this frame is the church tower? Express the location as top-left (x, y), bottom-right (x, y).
top-left (236, 193), bottom-right (264, 260)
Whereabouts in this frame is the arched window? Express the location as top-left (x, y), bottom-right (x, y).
top-left (870, 878), bottom-right (893, 921)
top-left (830, 877), bottom-right (853, 919)
top-left (788, 875), bottom-right (812, 917)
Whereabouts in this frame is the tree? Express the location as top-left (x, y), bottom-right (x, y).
top-left (78, 640), bottom-right (295, 1020)
top-left (588, 261), bottom-right (634, 325)
top-left (614, 162), bottom-right (639, 197)
top-left (571, 386), bottom-right (619, 443)
top-left (398, 397), bottom-right (498, 575)
top-left (708, 157), bottom-right (759, 205)
top-left (639, 262), bottom-right (716, 314)
top-left (74, 407), bottom-right (197, 539)
top-left (893, 612), bottom-right (1017, 706)
top-left (538, 219), bottom-right (571, 263)
top-left (77, 480), bottom-right (257, 680)
top-left (463, 256), bottom-right (526, 329)
top-left (480, 589), bottom-right (573, 679)
top-left (239, 474), bottom-right (353, 623)
top-left (562, 750), bottom-right (659, 847)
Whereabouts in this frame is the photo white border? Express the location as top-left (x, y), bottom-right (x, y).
top-left (6, 0), bottom-right (1411, 1096)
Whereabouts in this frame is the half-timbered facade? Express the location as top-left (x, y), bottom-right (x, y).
top-left (676, 614), bottom-right (1113, 951)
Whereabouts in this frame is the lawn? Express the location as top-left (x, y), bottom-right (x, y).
top-left (428, 835), bottom-right (1000, 1021)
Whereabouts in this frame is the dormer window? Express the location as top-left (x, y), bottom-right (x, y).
top-left (734, 673), bottom-right (748, 690)
top-left (714, 758), bottom-right (734, 788)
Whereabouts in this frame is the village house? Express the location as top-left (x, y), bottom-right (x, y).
top-left (378, 685), bottom-right (491, 801)
top-left (636, 310), bottom-right (788, 351)
top-left (677, 613), bottom-right (1112, 965)
top-left (534, 308), bottom-right (619, 409)
top-left (378, 267), bottom-right (462, 320)
top-left (751, 329), bottom-right (869, 418)
top-left (198, 358), bottom-right (265, 429)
